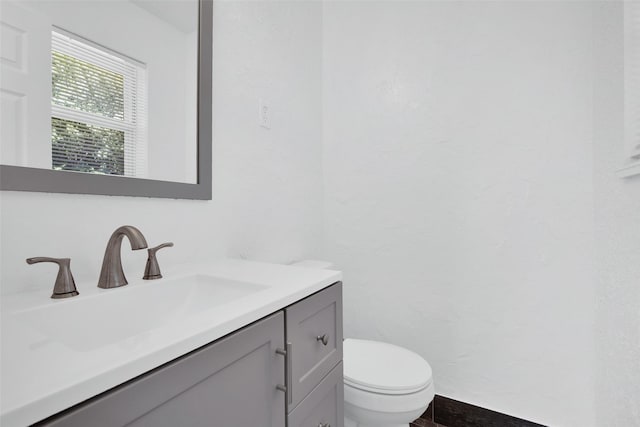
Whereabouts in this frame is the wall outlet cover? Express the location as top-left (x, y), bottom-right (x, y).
top-left (259, 98), bottom-right (270, 129)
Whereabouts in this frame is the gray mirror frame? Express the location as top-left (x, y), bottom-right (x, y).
top-left (0, 0), bottom-right (212, 200)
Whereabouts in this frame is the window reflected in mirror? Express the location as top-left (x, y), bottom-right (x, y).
top-left (50, 29), bottom-right (148, 177)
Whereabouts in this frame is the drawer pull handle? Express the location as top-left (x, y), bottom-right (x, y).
top-left (276, 343), bottom-right (293, 404)
top-left (316, 334), bottom-right (329, 346)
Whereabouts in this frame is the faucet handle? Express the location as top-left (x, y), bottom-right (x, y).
top-left (143, 243), bottom-right (174, 280)
top-left (26, 257), bottom-right (79, 299)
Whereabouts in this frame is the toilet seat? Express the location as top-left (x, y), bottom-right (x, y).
top-left (344, 339), bottom-right (433, 395)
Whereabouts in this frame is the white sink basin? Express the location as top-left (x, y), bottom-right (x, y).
top-left (11, 274), bottom-right (267, 352)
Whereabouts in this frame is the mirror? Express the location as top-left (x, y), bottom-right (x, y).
top-left (0, 0), bottom-right (212, 199)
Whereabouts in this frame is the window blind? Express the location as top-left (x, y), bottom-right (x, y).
top-left (51, 29), bottom-right (147, 177)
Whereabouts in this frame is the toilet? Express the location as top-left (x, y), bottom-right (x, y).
top-left (291, 260), bottom-right (435, 427)
top-left (343, 339), bottom-right (434, 427)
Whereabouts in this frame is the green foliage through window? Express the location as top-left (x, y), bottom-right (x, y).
top-left (52, 51), bottom-right (125, 120)
top-left (52, 117), bottom-right (125, 175)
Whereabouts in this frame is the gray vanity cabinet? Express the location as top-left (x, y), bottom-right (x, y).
top-left (37, 282), bottom-right (344, 427)
top-left (39, 312), bottom-right (286, 427)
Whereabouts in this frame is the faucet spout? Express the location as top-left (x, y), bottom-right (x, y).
top-left (98, 225), bottom-right (148, 289)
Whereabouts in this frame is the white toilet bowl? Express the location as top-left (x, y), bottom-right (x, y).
top-left (343, 339), bottom-right (434, 427)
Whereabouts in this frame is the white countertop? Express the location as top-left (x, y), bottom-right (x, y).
top-left (0, 258), bottom-right (341, 427)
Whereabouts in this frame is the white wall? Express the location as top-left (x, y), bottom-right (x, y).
top-left (322, 2), bottom-right (597, 425)
top-left (592, 3), bottom-right (640, 425)
top-left (0, 0), bottom-right (323, 295)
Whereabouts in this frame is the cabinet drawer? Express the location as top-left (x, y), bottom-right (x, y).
top-left (286, 282), bottom-right (343, 410)
top-left (288, 363), bottom-right (344, 427)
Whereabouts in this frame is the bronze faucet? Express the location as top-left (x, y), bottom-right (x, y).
top-left (98, 226), bottom-right (148, 289)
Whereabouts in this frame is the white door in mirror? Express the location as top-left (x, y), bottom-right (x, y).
top-left (0, 2), bottom-right (51, 169)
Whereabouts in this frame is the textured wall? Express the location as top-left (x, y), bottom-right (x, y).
top-left (0, 0), bottom-right (324, 295)
top-left (322, 2), bottom-right (596, 425)
top-left (592, 3), bottom-right (640, 425)
top-left (212, 0), bottom-right (324, 264)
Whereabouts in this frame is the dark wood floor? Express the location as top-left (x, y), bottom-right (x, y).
top-left (411, 402), bottom-right (443, 427)
top-left (409, 395), bottom-right (545, 427)
top-left (411, 417), bottom-right (447, 427)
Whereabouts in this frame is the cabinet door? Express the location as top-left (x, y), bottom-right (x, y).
top-left (286, 282), bottom-right (343, 410)
top-left (39, 312), bottom-right (286, 427)
top-left (288, 363), bottom-right (344, 427)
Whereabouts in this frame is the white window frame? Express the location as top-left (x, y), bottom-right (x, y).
top-left (51, 28), bottom-right (148, 178)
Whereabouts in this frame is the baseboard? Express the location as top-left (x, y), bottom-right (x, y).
top-left (416, 395), bottom-right (547, 427)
